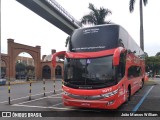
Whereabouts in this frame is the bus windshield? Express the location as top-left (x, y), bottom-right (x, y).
top-left (68, 25), bottom-right (119, 52)
top-left (64, 55), bottom-right (116, 89)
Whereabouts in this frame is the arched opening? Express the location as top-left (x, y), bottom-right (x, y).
top-left (42, 65), bottom-right (51, 79)
top-left (15, 52), bottom-right (35, 80)
top-left (0, 60), bottom-right (6, 78)
top-left (55, 65), bottom-right (62, 78)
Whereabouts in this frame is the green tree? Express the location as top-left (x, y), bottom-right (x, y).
top-left (129, 0), bottom-right (148, 51)
top-left (26, 65), bottom-right (34, 72)
top-left (16, 62), bottom-right (26, 78)
top-left (145, 56), bottom-right (160, 75)
top-left (144, 52), bottom-right (148, 57)
top-left (26, 65), bottom-right (35, 78)
top-left (155, 52), bottom-right (160, 56)
top-left (16, 62), bottom-right (25, 72)
top-left (81, 3), bottom-right (112, 25)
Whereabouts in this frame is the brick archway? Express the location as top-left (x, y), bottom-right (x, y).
top-left (7, 39), bottom-right (41, 80)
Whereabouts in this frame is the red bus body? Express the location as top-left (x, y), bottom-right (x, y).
top-left (52, 24), bottom-right (145, 109)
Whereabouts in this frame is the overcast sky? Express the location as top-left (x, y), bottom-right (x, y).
top-left (1, 0), bottom-right (160, 57)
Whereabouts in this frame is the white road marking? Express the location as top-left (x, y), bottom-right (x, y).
top-left (47, 96), bottom-right (62, 99)
top-left (12, 104), bottom-right (102, 112)
top-left (52, 102), bottom-right (63, 107)
top-left (12, 104), bottom-right (76, 111)
top-left (0, 89), bottom-right (62, 104)
top-left (14, 93), bottom-right (62, 105)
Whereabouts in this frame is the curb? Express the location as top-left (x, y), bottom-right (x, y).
top-left (4, 79), bottom-right (61, 85)
top-left (6, 81), bottom-right (37, 85)
top-left (12, 81), bottom-right (35, 85)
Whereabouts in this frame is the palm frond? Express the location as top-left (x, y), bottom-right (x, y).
top-left (81, 14), bottom-right (95, 25)
top-left (99, 8), bottom-right (112, 19)
top-left (88, 3), bottom-right (99, 24)
top-left (88, 3), bottom-right (97, 13)
top-left (98, 8), bottom-right (112, 24)
top-left (81, 3), bottom-right (112, 25)
top-left (129, 0), bottom-right (136, 12)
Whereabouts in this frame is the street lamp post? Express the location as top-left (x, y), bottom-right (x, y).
top-left (8, 56), bottom-right (11, 104)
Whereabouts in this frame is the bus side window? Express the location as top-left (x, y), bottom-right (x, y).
top-left (117, 52), bottom-right (126, 81)
top-left (128, 66), bottom-right (134, 79)
top-left (128, 66), bottom-right (142, 79)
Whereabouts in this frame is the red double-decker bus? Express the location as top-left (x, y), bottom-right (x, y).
top-left (52, 24), bottom-right (145, 109)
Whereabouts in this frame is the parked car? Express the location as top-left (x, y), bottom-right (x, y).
top-left (0, 78), bottom-right (6, 85)
top-left (155, 75), bottom-right (160, 78)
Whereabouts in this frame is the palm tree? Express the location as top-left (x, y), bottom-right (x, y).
top-left (65, 36), bottom-right (70, 47)
top-left (129, 0), bottom-right (148, 51)
top-left (81, 3), bottom-right (112, 25)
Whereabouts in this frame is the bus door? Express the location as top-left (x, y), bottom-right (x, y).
top-left (127, 66), bottom-right (142, 94)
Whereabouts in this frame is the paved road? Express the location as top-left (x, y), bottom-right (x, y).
top-left (0, 79), bottom-right (160, 120)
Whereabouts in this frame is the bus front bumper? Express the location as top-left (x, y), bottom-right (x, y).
top-left (63, 96), bottom-right (120, 110)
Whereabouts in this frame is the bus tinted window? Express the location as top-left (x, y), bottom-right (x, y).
top-left (117, 52), bottom-right (126, 81)
top-left (128, 66), bottom-right (142, 79)
top-left (69, 25), bottom-right (119, 52)
top-left (64, 56), bottom-right (116, 89)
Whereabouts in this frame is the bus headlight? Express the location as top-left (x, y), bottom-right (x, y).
top-left (101, 89), bottom-right (118, 98)
top-left (64, 91), bottom-right (69, 95)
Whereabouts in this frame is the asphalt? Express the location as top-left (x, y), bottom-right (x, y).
top-left (0, 79), bottom-right (160, 120)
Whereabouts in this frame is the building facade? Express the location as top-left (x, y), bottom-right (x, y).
top-left (1, 39), bottom-right (64, 80)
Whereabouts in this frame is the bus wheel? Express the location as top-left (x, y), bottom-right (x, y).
top-left (140, 80), bottom-right (144, 89)
top-left (126, 87), bottom-right (131, 102)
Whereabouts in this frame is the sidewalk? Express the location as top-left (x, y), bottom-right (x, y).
top-left (5, 79), bottom-right (62, 85)
top-left (145, 78), bottom-right (159, 85)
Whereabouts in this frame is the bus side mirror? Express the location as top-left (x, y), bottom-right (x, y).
top-left (113, 47), bottom-right (125, 66)
top-left (127, 50), bottom-right (136, 54)
top-left (52, 51), bottom-right (66, 67)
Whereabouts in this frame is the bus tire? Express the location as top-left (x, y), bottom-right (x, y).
top-left (126, 86), bottom-right (131, 102)
top-left (140, 79), bottom-right (144, 89)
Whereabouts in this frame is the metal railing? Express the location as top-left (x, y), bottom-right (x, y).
top-left (45, 0), bottom-right (81, 27)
